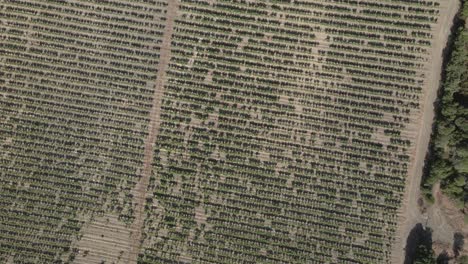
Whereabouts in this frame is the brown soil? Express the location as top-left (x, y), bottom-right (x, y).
top-left (428, 183), bottom-right (468, 261)
top-left (73, 214), bottom-right (132, 264)
top-left (126, 1), bottom-right (180, 263)
top-left (426, 182), bottom-right (465, 243)
top-left (433, 183), bottom-right (467, 232)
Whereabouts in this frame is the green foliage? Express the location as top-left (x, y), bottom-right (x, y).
top-left (455, 117), bottom-right (468, 133)
top-left (441, 176), bottom-right (466, 208)
top-left (459, 256), bottom-right (468, 264)
top-left (431, 160), bottom-right (455, 183)
top-left (414, 244), bottom-right (436, 264)
top-left (422, 188), bottom-right (436, 204)
top-left (422, 1), bottom-right (468, 208)
top-left (462, 0), bottom-right (468, 19)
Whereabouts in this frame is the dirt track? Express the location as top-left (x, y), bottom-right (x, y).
top-left (427, 183), bottom-right (466, 244)
top-left (127, 1), bottom-right (179, 263)
top-left (391, 1), bottom-right (460, 263)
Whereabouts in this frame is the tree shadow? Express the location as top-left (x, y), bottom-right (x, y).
top-left (404, 223), bottom-right (433, 264)
top-left (434, 232), bottom-right (465, 263)
top-left (436, 250), bottom-right (449, 264)
top-left (453, 232), bottom-right (465, 257)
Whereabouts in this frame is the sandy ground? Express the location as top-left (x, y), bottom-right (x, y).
top-left (126, 1), bottom-right (180, 263)
top-left (73, 214), bottom-right (132, 264)
top-left (391, 1), bottom-right (461, 263)
top-left (428, 182), bottom-right (468, 260)
top-left (428, 183), bottom-right (467, 241)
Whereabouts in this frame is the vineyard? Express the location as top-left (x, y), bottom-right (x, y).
top-left (0, 0), bottom-right (459, 263)
top-left (0, 0), bottom-right (167, 262)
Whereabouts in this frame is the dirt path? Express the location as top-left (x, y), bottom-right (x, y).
top-left (391, 1), bottom-right (460, 263)
top-left (426, 182), bottom-right (467, 258)
top-left (427, 183), bottom-right (460, 244)
top-left (127, 1), bottom-right (179, 263)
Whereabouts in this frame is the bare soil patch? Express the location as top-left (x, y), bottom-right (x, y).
top-left (428, 183), bottom-right (468, 261)
top-left (73, 214), bottom-right (131, 264)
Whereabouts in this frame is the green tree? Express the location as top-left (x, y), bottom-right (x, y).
top-left (414, 244), bottom-right (436, 264)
